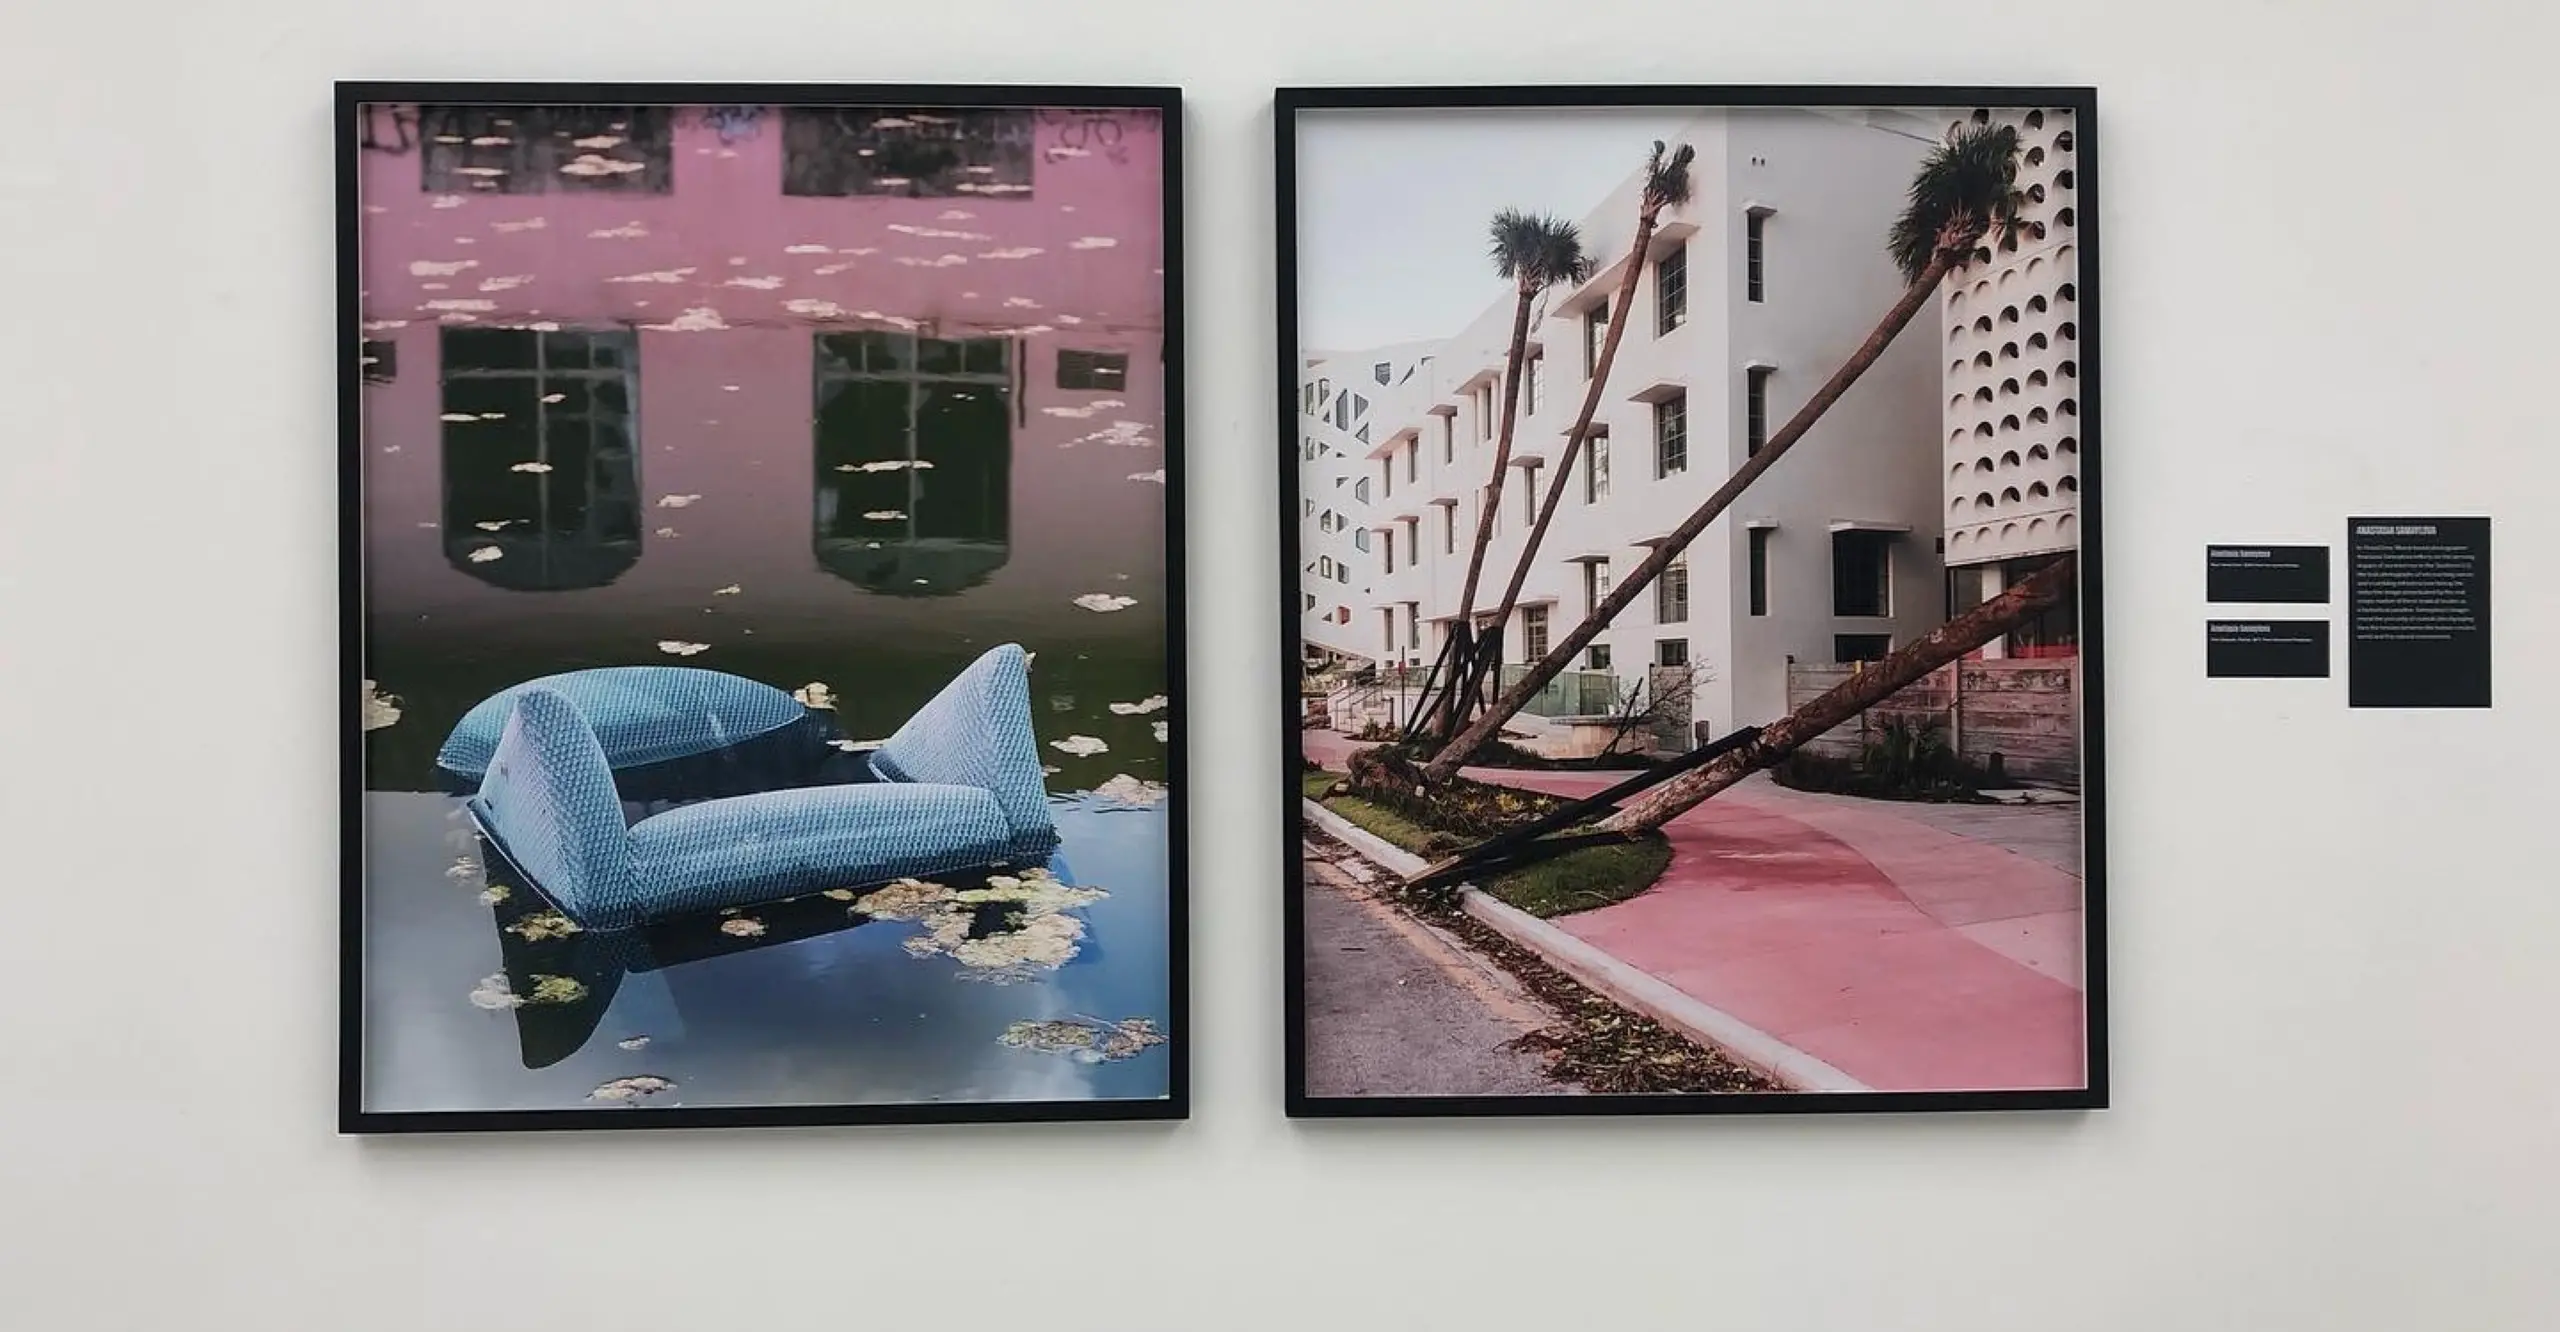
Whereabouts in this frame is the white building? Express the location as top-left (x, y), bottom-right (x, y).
top-left (1297, 342), bottom-right (1436, 664)
top-left (1301, 107), bottom-right (1955, 740)
top-left (1939, 106), bottom-right (2083, 657)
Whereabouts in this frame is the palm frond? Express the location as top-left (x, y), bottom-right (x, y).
top-left (1887, 122), bottom-right (2021, 284)
top-left (1489, 208), bottom-right (1592, 289)
top-left (1642, 140), bottom-right (1698, 212)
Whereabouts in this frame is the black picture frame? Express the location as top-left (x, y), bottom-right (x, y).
top-left (1275, 84), bottom-right (2105, 1118)
top-left (339, 80), bottom-right (1189, 1133)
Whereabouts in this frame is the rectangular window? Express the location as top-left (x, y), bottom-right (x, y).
top-left (1835, 633), bottom-right (1892, 663)
top-left (1374, 361), bottom-right (1392, 386)
top-left (1832, 530), bottom-right (1894, 617)
top-left (439, 326), bottom-right (641, 564)
top-left (1522, 605), bottom-right (1551, 661)
top-left (1476, 384), bottom-right (1495, 441)
top-left (360, 338), bottom-right (397, 385)
top-left (783, 107), bottom-right (1034, 198)
top-left (1405, 603), bottom-right (1420, 650)
top-left (1746, 367), bottom-right (1772, 456)
top-left (1583, 301), bottom-right (1607, 377)
top-left (1656, 557), bottom-right (1690, 624)
top-left (1583, 558), bottom-right (1612, 616)
top-left (1406, 441), bottom-right (1417, 484)
top-left (1748, 528), bottom-right (1771, 617)
top-left (1585, 429), bottom-right (1610, 502)
top-left (1524, 351), bottom-right (1543, 416)
top-left (1654, 393), bottom-right (1688, 478)
top-left (1382, 458), bottom-right (1392, 500)
top-left (1354, 478), bottom-right (1369, 502)
top-left (1520, 469), bottom-right (1537, 525)
top-left (1441, 414), bottom-right (1455, 465)
top-left (1441, 505), bottom-right (1455, 554)
top-left (1586, 643), bottom-right (1613, 671)
top-left (1353, 526), bottom-right (1368, 552)
top-left (1382, 527), bottom-right (1395, 575)
top-left (1655, 243), bottom-right (1688, 335)
top-left (1745, 210), bottom-right (1767, 303)
top-left (1383, 610), bottom-right (1396, 654)
top-left (1654, 638), bottom-right (1690, 668)
top-left (1057, 349), bottom-right (1129, 391)
top-left (419, 105), bottom-right (674, 195)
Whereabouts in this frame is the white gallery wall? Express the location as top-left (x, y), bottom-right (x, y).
top-left (2, 1), bottom-right (2554, 1328)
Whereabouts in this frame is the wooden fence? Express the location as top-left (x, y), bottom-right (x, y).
top-left (1784, 657), bottom-right (2080, 786)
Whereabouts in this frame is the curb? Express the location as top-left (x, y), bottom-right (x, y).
top-left (1302, 798), bottom-right (1868, 1094)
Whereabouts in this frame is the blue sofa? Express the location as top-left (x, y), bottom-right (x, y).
top-left (461, 645), bottom-right (1058, 930)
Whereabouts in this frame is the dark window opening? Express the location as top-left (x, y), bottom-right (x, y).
top-left (361, 339), bottom-right (398, 385)
top-left (1834, 633), bottom-right (1892, 663)
top-left (439, 326), bottom-right (642, 590)
top-left (1056, 348), bottom-right (1128, 391)
top-left (419, 105), bottom-right (672, 195)
top-left (813, 330), bottom-right (1013, 596)
top-left (1745, 210), bottom-right (1767, 302)
top-left (1745, 366), bottom-right (1772, 456)
top-left (1654, 638), bottom-right (1690, 668)
top-left (1655, 243), bottom-right (1689, 335)
top-left (1654, 393), bottom-right (1688, 478)
top-left (1831, 530), bottom-right (1893, 617)
top-left (783, 108), bottom-right (1034, 199)
top-left (1748, 528), bottom-right (1771, 616)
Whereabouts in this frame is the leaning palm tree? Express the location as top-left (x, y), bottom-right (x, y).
top-left (1423, 123), bottom-right (2024, 783)
top-left (1425, 209), bottom-right (1591, 737)
top-left (1599, 554), bottom-right (2074, 831)
top-left (1457, 140), bottom-right (1696, 733)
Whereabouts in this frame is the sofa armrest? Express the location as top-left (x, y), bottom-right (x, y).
top-left (867, 643), bottom-right (1057, 856)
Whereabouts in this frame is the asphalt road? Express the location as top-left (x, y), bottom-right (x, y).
top-left (1299, 841), bottom-right (1572, 1099)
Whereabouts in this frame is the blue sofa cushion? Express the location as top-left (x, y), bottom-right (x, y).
top-left (438, 667), bottom-right (812, 790)
top-left (868, 644), bottom-right (1057, 858)
top-left (467, 688), bottom-right (638, 928)
top-left (630, 783), bottom-right (1015, 919)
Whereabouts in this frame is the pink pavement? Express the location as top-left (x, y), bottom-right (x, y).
top-left (1301, 731), bottom-right (2088, 1093)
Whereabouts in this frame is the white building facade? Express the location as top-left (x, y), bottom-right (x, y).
top-left (1303, 108), bottom-right (1956, 739)
top-left (1296, 343), bottom-right (1437, 664)
top-left (1940, 106), bottom-right (2083, 656)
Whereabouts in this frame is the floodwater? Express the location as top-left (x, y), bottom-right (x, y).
top-left (352, 102), bottom-right (1174, 1114)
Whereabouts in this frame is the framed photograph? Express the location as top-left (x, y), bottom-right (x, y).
top-left (341, 82), bottom-right (1185, 1131)
top-left (1278, 86), bottom-right (2103, 1116)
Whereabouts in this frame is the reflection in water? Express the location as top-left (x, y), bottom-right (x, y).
top-left (813, 331), bottom-right (1013, 596)
top-left (440, 327), bottom-right (643, 590)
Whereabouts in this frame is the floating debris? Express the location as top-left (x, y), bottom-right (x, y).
top-left (527, 975), bottom-right (589, 1004)
top-left (1109, 695), bottom-right (1170, 716)
top-left (1000, 1016), bottom-right (1166, 1063)
top-left (822, 889), bottom-right (857, 902)
top-left (719, 917), bottom-right (767, 938)
top-left (1093, 775), bottom-right (1170, 808)
top-left (616, 1035), bottom-right (652, 1051)
top-left (445, 855), bottom-right (482, 882)
top-left (409, 259), bottom-right (478, 277)
top-left (783, 298), bottom-right (847, 319)
top-left (561, 154), bottom-right (646, 178)
top-left (838, 459), bottom-right (933, 473)
top-left (861, 509), bottom-right (907, 521)
top-left (606, 267), bottom-right (697, 284)
top-left (1004, 296), bottom-right (1043, 309)
top-left (657, 640), bottom-right (710, 657)
top-left (491, 217), bottom-right (548, 233)
top-left (509, 461), bottom-right (553, 474)
top-left (893, 254), bottom-right (970, 268)
top-left (713, 584), bottom-right (742, 596)
top-left (422, 298), bottom-right (498, 312)
top-left (954, 869), bottom-right (1108, 913)
top-left (506, 910), bottom-right (583, 942)
top-left (793, 682), bottom-right (836, 709)
top-left (466, 545), bottom-right (505, 564)
top-left (477, 274), bottom-right (535, 292)
top-left (468, 974), bottom-right (522, 1010)
top-left (654, 527), bottom-right (681, 539)
top-left (1153, 720), bottom-right (1170, 744)
top-left (477, 883), bottom-right (511, 907)
top-left (827, 738), bottom-right (884, 752)
top-left (588, 222), bottom-right (648, 239)
top-left (886, 223), bottom-right (992, 241)
top-left (362, 319), bottom-right (410, 332)
top-left (852, 878), bottom-right (956, 921)
top-left (784, 243), bottom-right (833, 254)
top-left (978, 246), bottom-right (1045, 260)
top-left (902, 908), bottom-right (1083, 976)
top-left (723, 274), bottom-right (784, 290)
top-left (1128, 469), bottom-right (1166, 484)
top-left (430, 195), bottom-right (466, 210)
top-left (1072, 593), bottom-right (1137, 613)
top-left (644, 307), bottom-right (729, 332)
top-left (1069, 236), bottom-right (1119, 250)
top-left (656, 494), bottom-right (702, 508)
top-left (589, 1075), bottom-right (676, 1103)
top-left (572, 134), bottom-right (624, 150)
top-left (361, 679), bottom-right (404, 731)
top-left (1050, 735), bottom-right (1109, 757)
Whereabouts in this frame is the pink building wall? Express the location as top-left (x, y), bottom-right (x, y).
top-left (354, 104), bottom-right (1169, 646)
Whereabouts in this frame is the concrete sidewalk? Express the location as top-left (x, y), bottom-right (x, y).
top-left (1300, 731), bottom-right (2087, 1093)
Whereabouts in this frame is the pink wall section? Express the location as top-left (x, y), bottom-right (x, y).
top-left (354, 105), bottom-right (1168, 645)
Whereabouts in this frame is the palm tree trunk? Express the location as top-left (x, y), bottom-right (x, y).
top-left (1480, 209), bottom-right (1660, 675)
top-left (1422, 245), bottom-right (1963, 783)
top-left (1450, 278), bottom-right (1538, 632)
top-left (1598, 554), bottom-right (2074, 832)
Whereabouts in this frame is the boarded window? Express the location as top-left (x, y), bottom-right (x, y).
top-left (1057, 349), bottom-right (1129, 391)
top-left (783, 108), bottom-right (1035, 198)
top-left (419, 106), bottom-right (673, 194)
top-left (813, 330), bottom-right (1014, 596)
top-left (361, 339), bottom-right (398, 385)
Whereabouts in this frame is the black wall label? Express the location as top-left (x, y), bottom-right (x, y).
top-left (2207, 620), bottom-right (2330, 679)
top-left (2346, 517), bottom-right (2491, 708)
top-left (2206, 544), bottom-right (2329, 603)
